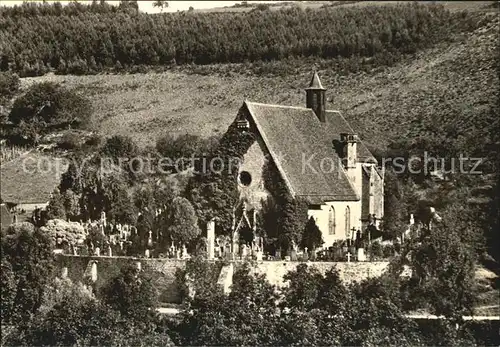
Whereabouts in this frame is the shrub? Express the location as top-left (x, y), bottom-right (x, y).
top-left (57, 132), bottom-right (83, 150)
top-left (382, 243), bottom-right (395, 258)
top-left (8, 82), bottom-right (92, 143)
top-left (156, 133), bottom-right (204, 172)
top-left (0, 71), bottom-right (20, 104)
top-left (369, 241), bottom-right (383, 259)
top-left (84, 133), bottom-right (103, 147)
top-left (99, 263), bottom-right (159, 321)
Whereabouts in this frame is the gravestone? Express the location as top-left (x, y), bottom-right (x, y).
top-left (207, 219), bottom-right (215, 260)
top-left (90, 261), bottom-right (98, 282)
top-left (346, 252), bottom-right (352, 263)
top-left (108, 245), bottom-right (113, 257)
top-left (145, 249), bottom-right (150, 258)
top-left (95, 247), bottom-right (100, 257)
top-left (147, 230), bottom-right (153, 247)
top-left (357, 247), bottom-right (366, 262)
top-left (181, 245), bottom-right (189, 259)
top-left (61, 267), bottom-right (68, 278)
top-left (290, 249), bottom-right (297, 261)
top-left (349, 246), bottom-right (356, 258)
top-left (233, 242), bottom-right (239, 259)
top-left (225, 244), bottom-right (233, 260)
top-left (100, 211), bottom-right (106, 227)
top-left (291, 240), bottom-right (299, 261)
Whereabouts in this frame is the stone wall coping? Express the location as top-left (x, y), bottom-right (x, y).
top-left (57, 254), bottom-right (389, 266)
top-left (57, 254), bottom-right (391, 267)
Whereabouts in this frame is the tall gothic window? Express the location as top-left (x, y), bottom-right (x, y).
top-left (345, 206), bottom-right (351, 238)
top-left (328, 206), bottom-right (336, 235)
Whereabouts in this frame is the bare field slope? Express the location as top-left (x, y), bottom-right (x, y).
top-left (0, 151), bottom-right (68, 204)
top-left (19, 13), bottom-right (499, 150)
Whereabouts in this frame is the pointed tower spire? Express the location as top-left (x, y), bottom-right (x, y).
top-left (307, 71), bottom-right (326, 90)
top-left (305, 71), bottom-right (327, 122)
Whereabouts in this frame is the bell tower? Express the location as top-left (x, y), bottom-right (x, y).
top-left (306, 71), bottom-right (326, 122)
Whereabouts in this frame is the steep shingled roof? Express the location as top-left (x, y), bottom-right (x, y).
top-left (245, 101), bottom-right (360, 203)
top-left (242, 100), bottom-right (378, 203)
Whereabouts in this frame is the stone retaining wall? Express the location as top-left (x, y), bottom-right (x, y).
top-left (56, 255), bottom-right (186, 303)
top-left (56, 255), bottom-right (408, 303)
top-left (247, 261), bottom-right (406, 288)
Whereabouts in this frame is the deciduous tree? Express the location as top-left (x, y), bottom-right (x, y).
top-left (100, 263), bottom-right (159, 321)
top-left (40, 219), bottom-right (86, 252)
top-left (8, 82), bottom-right (91, 143)
top-left (1, 223), bottom-right (55, 321)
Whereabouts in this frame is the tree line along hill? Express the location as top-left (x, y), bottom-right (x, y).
top-left (0, 1), bottom-right (492, 76)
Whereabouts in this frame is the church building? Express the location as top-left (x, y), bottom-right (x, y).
top-left (232, 72), bottom-right (384, 249)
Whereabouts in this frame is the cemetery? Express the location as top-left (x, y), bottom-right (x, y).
top-left (53, 209), bottom-right (419, 305)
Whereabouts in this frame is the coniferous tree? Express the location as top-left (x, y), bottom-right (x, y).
top-left (46, 189), bottom-right (67, 220)
top-left (301, 216), bottom-right (324, 252)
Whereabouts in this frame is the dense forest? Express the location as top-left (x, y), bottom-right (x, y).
top-left (0, 1), bottom-right (484, 76)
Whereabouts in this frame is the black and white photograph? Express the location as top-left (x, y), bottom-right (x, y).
top-left (0, 0), bottom-right (499, 346)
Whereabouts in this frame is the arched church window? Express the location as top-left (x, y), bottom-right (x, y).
top-left (328, 206), bottom-right (336, 235)
top-left (345, 206), bottom-right (350, 238)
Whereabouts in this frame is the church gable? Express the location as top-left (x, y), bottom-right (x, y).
top-left (243, 101), bottom-right (359, 203)
top-left (237, 134), bottom-right (271, 210)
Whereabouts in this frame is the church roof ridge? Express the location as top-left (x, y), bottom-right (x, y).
top-left (245, 100), bottom-right (310, 111)
top-left (245, 100), bottom-right (343, 114)
top-left (243, 102), bottom-right (376, 164)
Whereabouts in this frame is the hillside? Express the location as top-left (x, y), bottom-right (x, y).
top-left (18, 11), bottom-right (499, 151)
